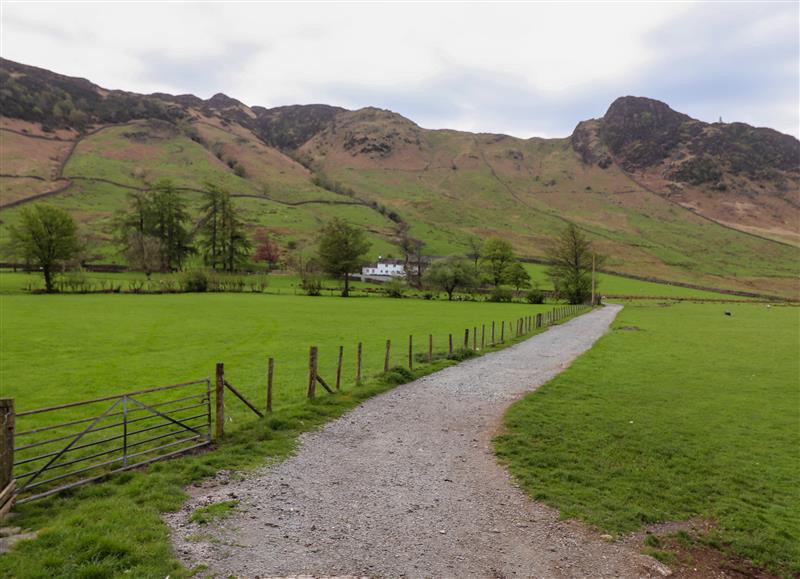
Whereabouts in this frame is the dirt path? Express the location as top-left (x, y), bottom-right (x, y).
top-left (168, 305), bottom-right (669, 578)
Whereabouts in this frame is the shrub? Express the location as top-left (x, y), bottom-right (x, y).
top-left (383, 277), bottom-right (406, 298)
top-left (181, 269), bottom-right (209, 293)
top-left (447, 348), bottom-right (478, 361)
top-left (381, 365), bottom-right (414, 385)
top-left (488, 287), bottom-right (513, 302)
top-left (526, 289), bottom-right (545, 304)
top-left (300, 274), bottom-right (322, 296)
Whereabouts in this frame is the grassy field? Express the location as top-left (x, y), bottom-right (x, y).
top-left (521, 263), bottom-right (746, 299)
top-left (1, 292), bottom-right (550, 424)
top-left (0, 266), bottom-right (748, 301)
top-left (494, 302), bottom-right (800, 576)
top-left (0, 291), bottom-right (565, 578)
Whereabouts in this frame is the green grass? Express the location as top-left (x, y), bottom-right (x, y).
top-left (1, 292), bottom-right (550, 425)
top-left (522, 263), bottom-right (750, 299)
top-left (0, 292), bottom-right (564, 578)
top-left (494, 302), bottom-right (800, 576)
top-left (0, 264), bottom-right (749, 301)
top-left (190, 500), bottom-right (239, 525)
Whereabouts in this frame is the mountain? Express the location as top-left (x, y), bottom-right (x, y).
top-left (1, 58), bottom-right (798, 298)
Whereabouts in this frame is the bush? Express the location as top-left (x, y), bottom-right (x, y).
top-left (181, 269), bottom-right (209, 293)
top-left (526, 289), bottom-right (545, 304)
top-left (383, 277), bottom-right (406, 298)
top-left (300, 274), bottom-right (322, 296)
top-left (381, 365), bottom-right (414, 385)
top-left (488, 287), bottom-right (513, 302)
top-left (447, 348), bottom-right (478, 361)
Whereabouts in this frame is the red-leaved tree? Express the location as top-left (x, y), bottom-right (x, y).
top-left (253, 229), bottom-right (281, 269)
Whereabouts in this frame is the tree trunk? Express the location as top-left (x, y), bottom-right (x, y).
top-left (342, 273), bottom-right (350, 297)
top-left (43, 266), bottom-right (54, 293)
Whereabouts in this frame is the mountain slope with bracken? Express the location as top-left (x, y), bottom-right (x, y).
top-left (0, 58), bottom-right (797, 297)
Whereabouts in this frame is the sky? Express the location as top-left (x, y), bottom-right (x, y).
top-left (1, 1), bottom-right (798, 138)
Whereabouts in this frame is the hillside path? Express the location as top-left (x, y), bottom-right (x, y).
top-left (168, 304), bottom-right (667, 578)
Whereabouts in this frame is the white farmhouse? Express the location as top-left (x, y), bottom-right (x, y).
top-left (362, 257), bottom-right (406, 278)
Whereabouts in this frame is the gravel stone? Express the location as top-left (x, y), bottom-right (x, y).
top-left (167, 305), bottom-right (667, 577)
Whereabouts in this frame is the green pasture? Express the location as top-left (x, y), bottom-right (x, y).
top-left (1, 292), bottom-right (548, 422)
top-left (494, 302), bottom-right (800, 576)
top-left (0, 291), bottom-right (563, 578)
top-left (0, 264), bottom-right (750, 301)
top-left (522, 263), bottom-right (748, 299)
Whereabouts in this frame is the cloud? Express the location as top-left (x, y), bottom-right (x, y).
top-left (1, 2), bottom-right (797, 137)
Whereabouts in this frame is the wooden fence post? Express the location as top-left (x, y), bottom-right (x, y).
top-left (449, 334), bottom-right (453, 353)
top-left (308, 346), bottom-right (318, 400)
top-left (0, 398), bottom-right (13, 519)
top-left (266, 358), bottom-right (274, 413)
top-left (501, 321), bottom-right (505, 342)
top-left (464, 328), bottom-right (469, 350)
top-left (356, 342), bottom-right (363, 384)
top-left (491, 321), bottom-right (495, 345)
top-left (481, 324), bottom-right (485, 350)
top-left (215, 363), bottom-right (225, 439)
top-left (408, 335), bottom-right (413, 370)
top-left (473, 326), bottom-right (477, 350)
top-left (428, 334), bottom-right (433, 362)
top-left (0, 399), bottom-right (14, 488)
top-left (336, 346), bottom-right (343, 390)
top-left (384, 339), bottom-right (391, 372)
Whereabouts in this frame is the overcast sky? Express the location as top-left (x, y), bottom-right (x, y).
top-left (2, 1), bottom-right (798, 138)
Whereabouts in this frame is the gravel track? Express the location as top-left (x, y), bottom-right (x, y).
top-left (168, 304), bottom-right (669, 578)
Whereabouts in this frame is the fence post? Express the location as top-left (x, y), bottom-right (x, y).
top-left (501, 321), bottom-right (505, 342)
top-left (336, 346), bottom-right (343, 390)
top-left (0, 399), bottom-right (14, 490)
top-left (481, 324), bottom-right (485, 350)
top-left (215, 363), bottom-right (225, 439)
top-left (449, 334), bottom-right (453, 354)
top-left (464, 328), bottom-right (469, 349)
top-left (472, 327), bottom-right (477, 350)
top-left (356, 342), bottom-right (363, 384)
top-left (408, 335), bottom-right (413, 370)
top-left (384, 339), bottom-right (391, 372)
top-left (267, 358), bottom-right (274, 413)
top-left (308, 346), bottom-right (318, 400)
top-left (428, 334), bottom-right (433, 362)
top-left (491, 321), bottom-right (495, 345)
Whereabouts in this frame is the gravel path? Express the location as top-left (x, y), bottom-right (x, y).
top-left (168, 304), bottom-right (669, 578)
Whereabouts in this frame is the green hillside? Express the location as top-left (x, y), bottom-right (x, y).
top-left (1, 58), bottom-right (797, 298)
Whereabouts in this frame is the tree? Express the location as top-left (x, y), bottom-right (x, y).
top-left (424, 257), bottom-right (478, 300)
top-left (253, 229), bottom-right (281, 269)
top-left (466, 236), bottom-right (482, 269)
top-left (8, 204), bottom-right (80, 292)
top-left (123, 232), bottom-right (163, 279)
top-left (149, 179), bottom-right (193, 271)
top-left (546, 223), bottom-right (601, 304)
top-left (481, 238), bottom-right (515, 287)
top-left (317, 218), bottom-right (371, 297)
top-left (115, 180), bottom-right (193, 272)
top-left (399, 234), bottom-right (427, 288)
top-left (198, 183), bottom-right (250, 272)
top-left (198, 182), bottom-right (225, 269)
top-left (505, 261), bottom-right (531, 293)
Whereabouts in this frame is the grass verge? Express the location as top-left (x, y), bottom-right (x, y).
top-left (494, 302), bottom-right (800, 577)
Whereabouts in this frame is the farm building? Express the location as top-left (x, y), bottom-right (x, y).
top-left (361, 257), bottom-right (407, 278)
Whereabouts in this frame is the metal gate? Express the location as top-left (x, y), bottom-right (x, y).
top-left (13, 379), bottom-right (211, 504)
